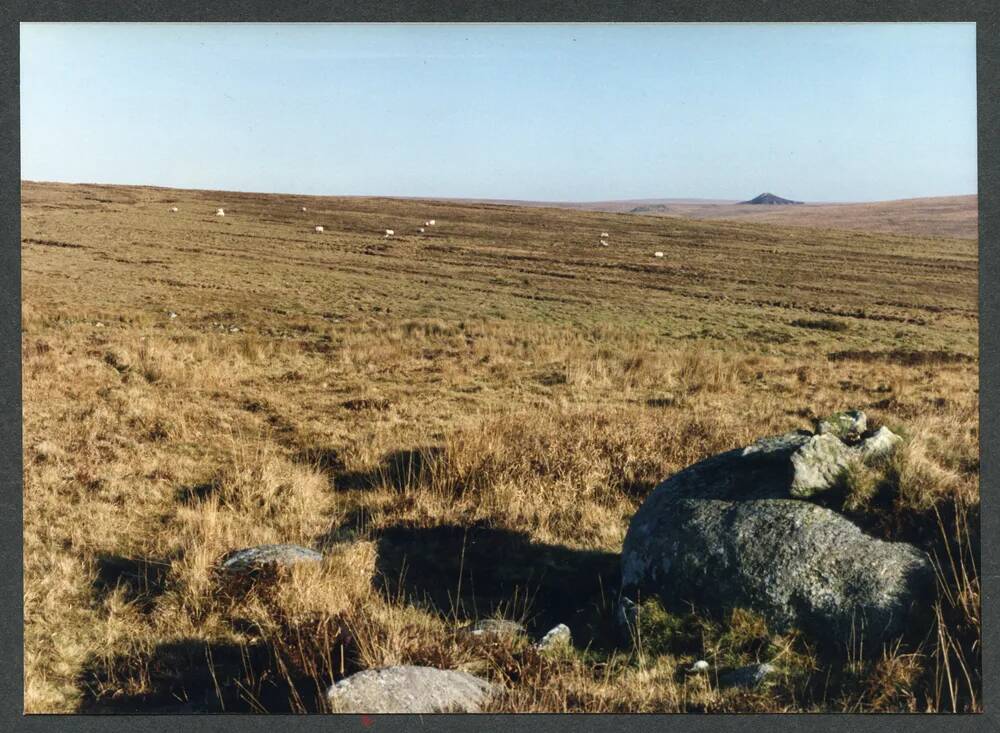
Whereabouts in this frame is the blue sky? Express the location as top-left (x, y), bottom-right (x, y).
top-left (20, 23), bottom-right (977, 202)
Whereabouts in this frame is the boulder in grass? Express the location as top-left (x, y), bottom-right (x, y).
top-left (219, 544), bottom-right (322, 574)
top-left (620, 411), bottom-right (933, 651)
top-left (326, 666), bottom-right (497, 713)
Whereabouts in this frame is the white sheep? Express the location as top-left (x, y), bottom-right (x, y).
top-left (301, 206), bottom-right (307, 212)
top-left (314, 225), bottom-right (324, 233)
top-left (169, 206), bottom-right (179, 212)
top-left (426, 219), bottom-right (436, 226)
top-left (417, 227), bottom-right (425, 233)
top-left (216, 208), bottom-right (225, 217)
top-left (600, 239), bottom-right (609, 247)
top-left (384, 229), bottom-right (395, 238)
top-left (654, 251), bottom-right (664, 258)
top-left (600, 232), bottom-right (610, 238)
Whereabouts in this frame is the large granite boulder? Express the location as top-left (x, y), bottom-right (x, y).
top-left (326, 666), bottom-right (497, 713)
top-left (620, 413), bottom-right (932, 649)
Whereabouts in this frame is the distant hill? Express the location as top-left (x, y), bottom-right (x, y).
top-left (740, 193), bottom-right (803, 205)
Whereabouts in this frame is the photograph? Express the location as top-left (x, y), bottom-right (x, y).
top-left (19, 22), bottom-right (980, 714)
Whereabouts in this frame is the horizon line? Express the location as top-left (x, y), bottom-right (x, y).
top-left (19, 178), bottom-right (978, 207)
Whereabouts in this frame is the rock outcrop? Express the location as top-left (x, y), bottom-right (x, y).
top-left (620, 413), bottom-right (932, 649)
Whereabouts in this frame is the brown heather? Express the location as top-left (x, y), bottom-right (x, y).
top-left (21, 181), bottom-right (979, 713)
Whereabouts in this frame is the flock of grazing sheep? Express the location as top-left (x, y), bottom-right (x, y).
top-left (169, 205), bottom-right (671, 256)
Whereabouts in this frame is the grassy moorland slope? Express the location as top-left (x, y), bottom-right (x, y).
top-left (21, 181), bottom-right (979, 713)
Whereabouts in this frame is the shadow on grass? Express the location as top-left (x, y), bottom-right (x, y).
top-left (92, 554), bottom-right (172, 613)
top-left (77, 639), bottom-right (298, 713)
top-left (77, 620), bottom-right (356, 714)
top-left (369, 522), bottom-right (622, 651)
top-left (296, 446), bottom-right (443, 492)
top-left (174, 480), bottom-right (217, 504)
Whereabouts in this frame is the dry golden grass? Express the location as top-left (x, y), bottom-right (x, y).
top-left (21, 181), bottom-right (979, 713)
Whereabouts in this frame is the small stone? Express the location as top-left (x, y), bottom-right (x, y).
top-left (816, 410), bottom-right (867, 442)
top-left (459, 619), bottom-right (526, 640)
top-left (858, 426), bottom-right (904, 463)
top-left (718, 663), bottom-right (776, 689)
top-left (219, 544), bottom-right (322, 573)
top-left (326, 666), bottom-right (496, 713)
top-left (536, 623), bottom-right (572, 651)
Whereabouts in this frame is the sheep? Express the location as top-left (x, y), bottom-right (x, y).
top-left (425, 219), bottom-right (436, 226)
top-left (301, 206), bottom-right (307, 212)
top-left (384, 229), bottom-right (395, 238)
top-left (169, 206), bottom-right (179, 212)
top-left (314, 225), bottom-right (324, 233)
top-left (417, 227), bottom-right (425, 233)
top-left (654, 251), bottom-right (664, 258)
top-left (600, 232), bottom-right (610, 238)
top-left (216, 208), bottom-right (225, 217)
top-left (600, 239), bottom-right (609, 247)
